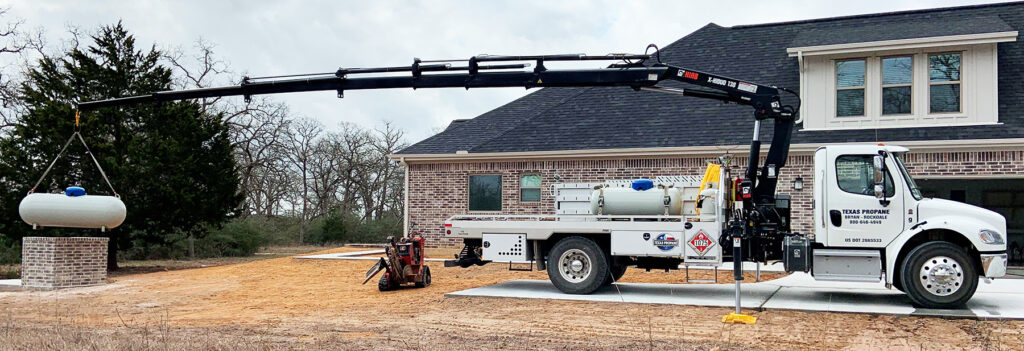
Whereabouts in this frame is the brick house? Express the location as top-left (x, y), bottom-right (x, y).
top-left (392, 2), bottom-right (1024, 267)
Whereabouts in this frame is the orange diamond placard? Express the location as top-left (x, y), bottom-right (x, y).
top-left (688, 230), bottom-right (715, 256)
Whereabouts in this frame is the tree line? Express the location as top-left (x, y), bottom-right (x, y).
top-left (0, 14), bottom-right (408, 267)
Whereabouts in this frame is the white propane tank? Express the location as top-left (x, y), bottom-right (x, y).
top-left (699, 184), bottom-right (717, 222)
top-left (590, 187), bottom-right (682, 215)
top-left (19, 193), bottom-right (126, 230)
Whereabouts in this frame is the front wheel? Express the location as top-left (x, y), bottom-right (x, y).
top-left (900, 242), bottom-right (978, 309)
top-left (547, 236), bottom-right (609, 294)
top-left (378, 274), bottom-right (392, 292)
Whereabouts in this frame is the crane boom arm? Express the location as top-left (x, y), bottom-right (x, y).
top-left (77, 47), bottom-right (799, 255)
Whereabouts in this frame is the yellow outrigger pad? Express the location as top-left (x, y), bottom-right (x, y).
top-left (696, 163), bottom-right (721, 215)
top-left (722, 312), bottom-right (757, 324)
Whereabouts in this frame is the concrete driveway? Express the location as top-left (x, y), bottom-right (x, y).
top-left (446, 273), bottom-right (1024, 320)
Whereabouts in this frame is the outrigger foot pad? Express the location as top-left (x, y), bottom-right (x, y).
top-left (722, 312), bottom-right (757, 325)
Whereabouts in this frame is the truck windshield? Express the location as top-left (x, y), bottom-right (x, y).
top-left (894, 153), bottom-right (923, 200)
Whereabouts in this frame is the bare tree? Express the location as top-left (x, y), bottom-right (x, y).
top-left (162, 38), bottom-right (299, 218)
top-left (283, 117), bottom-right (324, 242)
top-left (0, 7), bottom-right (44, 134)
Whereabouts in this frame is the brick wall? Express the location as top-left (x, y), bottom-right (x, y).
top-left (407, 150), bottom-right (1024, 247)
top-left (21, 237), bottom-right (108, 290)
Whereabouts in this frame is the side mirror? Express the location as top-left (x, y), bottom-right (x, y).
top-left (872, 155), bottom-right (885, 199)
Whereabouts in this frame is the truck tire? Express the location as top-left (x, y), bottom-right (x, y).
top-left (899, 242), bottom-right (978, 309)
top-left (547, 236), bottom-right (609, 294)
top-left (378, 274), bottom-right (391, 292)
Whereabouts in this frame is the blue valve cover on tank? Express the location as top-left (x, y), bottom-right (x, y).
top-left (65, 186), bottom-right (86, 197)
top-left (631, 179), bottom-right (654, 191)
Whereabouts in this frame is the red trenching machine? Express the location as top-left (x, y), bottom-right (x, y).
top-left (362, 235), bottom-right (432, 291)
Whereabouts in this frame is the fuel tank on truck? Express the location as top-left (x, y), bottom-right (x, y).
top-left (19, 193), bottom-right (127, 230)
top-left (590, 186), bottom-right (683, 215)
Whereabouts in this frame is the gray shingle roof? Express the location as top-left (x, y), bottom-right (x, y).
top-left (398, 2), bottom-right (1024, 155)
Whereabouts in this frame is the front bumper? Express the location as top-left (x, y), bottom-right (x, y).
top-left (980, 253), bottom-right (1008, 278)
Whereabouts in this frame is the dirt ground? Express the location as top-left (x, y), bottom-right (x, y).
top-left (0, 247), bottom-right (1022, 350)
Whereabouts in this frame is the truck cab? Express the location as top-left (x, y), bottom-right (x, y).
top-left (805, 144), bottom-right (1008, 307)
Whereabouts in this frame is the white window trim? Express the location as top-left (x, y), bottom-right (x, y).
top-left (787, 32), bottom-right (1017, 57)
top-left (880, 55), bottom-right (914, 116)
top-left (519, 174), bottom-right (542, 202)
top-left (796, 41), bottom-right (1003, 131)
top-left (835, 58), bottom-right (867, 117)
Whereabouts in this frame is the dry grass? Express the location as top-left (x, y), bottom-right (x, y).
top-left (110, 245), bottom-right (327, 277)
top-left (0, 265), bottom-right (17, 280)
top-left (0, 246), bottom-right (1022, 350)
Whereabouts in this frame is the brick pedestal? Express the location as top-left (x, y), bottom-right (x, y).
top-left (21, 237), bottom-right (108, 290)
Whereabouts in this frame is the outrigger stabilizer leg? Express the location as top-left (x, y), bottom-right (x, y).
top-left (722, 224), bottom-right (757, 325)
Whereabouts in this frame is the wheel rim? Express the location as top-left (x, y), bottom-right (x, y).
top-left (558, 249), bottom-right (592, 283)
top-left (919, 255), bottom-right (964, 297)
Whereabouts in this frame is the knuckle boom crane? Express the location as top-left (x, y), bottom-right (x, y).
top-left (79, 45), bottom-right (800, 269)
top-left (81, 44), bottom-right (1010, 310)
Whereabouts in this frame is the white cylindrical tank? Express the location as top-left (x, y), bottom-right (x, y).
top-left (19, 193), bottom-right (126, 230)
top-left (590, 187), bottom-right (682, 215)
top-left (699, 185), bottom-right (717, 222)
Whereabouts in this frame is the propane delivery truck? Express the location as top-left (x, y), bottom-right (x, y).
top-left (78, 45), bottom-right (1009, 309)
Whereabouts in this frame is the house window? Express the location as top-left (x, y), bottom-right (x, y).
top-left (882, 56), bottom-right (912, 115)
top-left (835, 155), bottom-right (895, 197)
top-left (469, 175), bottom-right (501, 211)
top-left (835, 59), bottom-right (865, 117)
top-left (520, 174), bottom-right (541, 202)
top-left (929, 53), bottom-right (961, 113)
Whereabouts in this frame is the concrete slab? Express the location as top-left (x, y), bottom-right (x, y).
top-left (295, 250), bottom-right (384, 259)
top-left (295, 250), bottom-right (448, 262)
top-left (446, 273), bottom-right (1024, 320)
top-left (0, 279), bottom-right (21, 291)
top-left (447, 279), bottom-right (778, 309)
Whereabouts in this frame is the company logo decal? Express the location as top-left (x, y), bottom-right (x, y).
top-left (653, 233), bottom-right (679, 251)
top-left (688, 230), bottom-right (715, 256)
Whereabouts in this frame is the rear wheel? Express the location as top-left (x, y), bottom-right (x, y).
top-left (547, 236), bottom-right (609, 294)
top-left (415, 266), bottom-right (432, 288)
top-left (900, 242), bottom-right (978, 309)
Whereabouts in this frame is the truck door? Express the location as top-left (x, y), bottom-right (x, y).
top-left (824, 151), bottom-right (905, 247)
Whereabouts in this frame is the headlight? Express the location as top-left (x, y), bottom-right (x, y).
top-left (979, 229), bottom-right (1005, 245)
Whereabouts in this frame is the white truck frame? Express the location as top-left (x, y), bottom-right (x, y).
top-left (445, 145), bottom-right (1010, 309)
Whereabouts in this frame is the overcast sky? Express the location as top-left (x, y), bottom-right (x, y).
top-left (0, 0), bottom-right (1003, 143)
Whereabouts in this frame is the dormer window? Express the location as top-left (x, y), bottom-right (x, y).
top-left (789, 31), bottom-right (1016, 130)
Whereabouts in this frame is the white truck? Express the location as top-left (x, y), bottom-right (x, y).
top-left (443, 144), bottom-right (1010, 309)
top-left (77, 45), bottom-right (1010, 309)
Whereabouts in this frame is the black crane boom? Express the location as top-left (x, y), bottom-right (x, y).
top-left (77, 46), bottom-right (800, 261)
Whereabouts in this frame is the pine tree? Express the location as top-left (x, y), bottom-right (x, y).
top-left (0, 22), bottom-right (241, 269)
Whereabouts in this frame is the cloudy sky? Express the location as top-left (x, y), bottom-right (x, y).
top-left (1, 0), bottom-right (1002, 143)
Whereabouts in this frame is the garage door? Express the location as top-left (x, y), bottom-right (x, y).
top-left (917, 179), bottom-right (1024, 268)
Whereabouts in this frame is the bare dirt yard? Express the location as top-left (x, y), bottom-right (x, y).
top-left (1, 246), bottom-right (1021, 350)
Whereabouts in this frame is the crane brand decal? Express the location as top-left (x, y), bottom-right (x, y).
top-left (677, 70), bottom-right (700, 80)
top-left (653, 233), bottom-right (678, 251)
top-left (688, 230), bottom-right (715, 256)
top-left (707, 76), bottom-right (737, 89)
